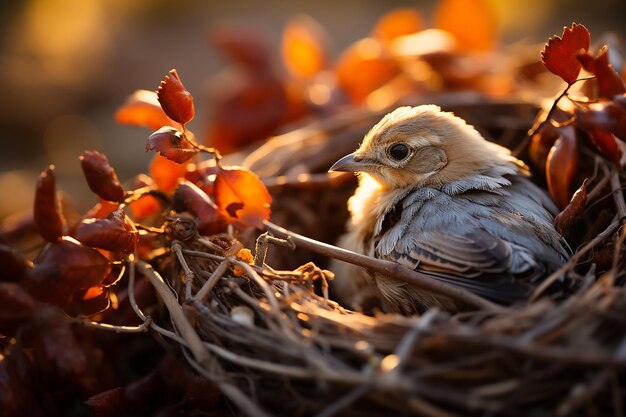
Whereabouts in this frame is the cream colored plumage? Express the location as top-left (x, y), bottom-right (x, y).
top-left (330, 105), bottom-right (570, 314)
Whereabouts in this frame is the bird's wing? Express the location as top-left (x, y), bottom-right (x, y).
top-left (385, 229), bottom-right (537, 303)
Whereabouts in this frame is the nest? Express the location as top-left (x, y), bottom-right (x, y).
top-left (129, 95), bottom-right (626, 417)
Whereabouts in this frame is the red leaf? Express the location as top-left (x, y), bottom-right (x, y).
top-left (214, 166), bottom-right (271, 228)
top-left (80, 151), bottom-right (125, 202)
top-left (34, 166), bottom-right (65, 242)
top-left (28, 306), bottom-right (87, 378)
top-left (281, 14), bottom-right (330, 80)
top-left (157, 69), bottom-right (195, 126)
top-left (115, 89), bottom-right (180, 131)
top-left (172, 181), bottom-right (224, 235)
top-left (586, 130), bottom-right (622, 165)
top-left (0, 242), bottom-right (27, 282)
top-left (25, 239), bottom-right (111, 304)
top-left (529, 123), bottom-right (560, 174)
top-left (577, 46), bottom-right (626, 99)
top-left (85, 387), bottom-right (128, 414)
top-left (554, 178), bottom-right (588, 235)
top-left (541, 23), bottom-right (590, 84)
top-left (0, 283), bottom-right (37, 334)
top-left (546, 126), bottom-right (580, 208)
top-left (149, 154), bottom-right (189, 192)
top-left (372, 8), bottom-right (423, 42)
top-left (146, 126), bottom-right (199, 164)
top-left (211, 25), bottom-right (272, 70)
top-left (74, 209), bottom-right (139, 254)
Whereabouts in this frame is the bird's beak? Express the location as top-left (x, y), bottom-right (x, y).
top-left (329, 153), bottom-right (375, 173)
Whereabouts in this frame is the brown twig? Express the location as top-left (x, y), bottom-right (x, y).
top-left (264, 221), bottom-right (502, 312)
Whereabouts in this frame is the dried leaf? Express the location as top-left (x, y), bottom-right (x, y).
top-left (0, 283), bottom-right (37, 334)
top-left (115, 89), bottom-right (180, 131)
top-left (25, 239), bottom-right (111, 304)
top-left (85, 387), bottom-right (128, 415)
top-left (82, 200), bottom-right (120, 221)
top-left (372, 8), bottom-right (423, 42)
top-left (554, 178), bottom-right (588, 235)
top-left (0, 243), bottom-right (27, 282)
top-left (74, 209), bottom-right (139, 254)
top-left (80, 151), bottom-right (125, 203)
top-left (335, 37), bottom-right (400, 103)
top-left (70, 286), bottom-right (111, 317)
top-left (434, 0), bottom-right (497, 51)
top-left (577, 45), bottom-right (626, 98)
top-left (146, 126), bottom-right (199, 164)
top-left (541, 23), bottom-right (590, 84)
top-left (149, 154), bottom-right (188, 192)
top-left (34, 166), bottom-right (65, 242)
top-left (172, 181), bottom-right (224, 235)
top-left (546, 126), bottom-right (579, 208)
top-left (281, 14), bottom-right (329, 80)
top-left (157, 70), bottom-right (195, 125)
top-left (214, 166), bottom-right (271, 228)
top-left (28, 306), bottom-right (87, 378)
top-left (586, 130), bottom-right (622, 165)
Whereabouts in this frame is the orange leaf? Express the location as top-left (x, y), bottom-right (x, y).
top-left (115, 89), bottom-right (180, 131)
top-left (554, 178), bottom-right (588, 235)
top-left (577, 46), bottom-right (626, 99)
top-left (434, 0), bottom-right (497, 51)
top-left (129, 195), bottom-right (161, 221)
top-left (80, 151), bottom-right (125, 203)
top-left (147, 126), bottom-right (199, 164)
top-left (541, 23), bottom-right (590, 84)
top-left (214, 166), bottom-right (271, 229)
top-left (546, 126), bottom-right (579, 208)
top-left (82, 199), bottom-right (120, 220)
top-left (34, 165), bottom-right (65, 242)
top-left (529, 123), bottom-right (560, 175)
top-left (281, 14), bottom-right (329, 80)
top-left (149, 155), bottom-right (188, 192)
top-left (74, 209), bottom-right (139, 254)
top-left (372, 8), bottom-right (423, 42)
top-left (157, 69), bottom-right (195, 126)
top-left (335, 38), bottom-right (400, 103)
top-left (211, 25), bottom-right (272, 70)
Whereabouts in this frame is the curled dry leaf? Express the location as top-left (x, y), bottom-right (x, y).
top-left (157, 70), bottom-right (195, 125)
top-left (372, 8), bottom-right (422, 42)
top-left (578, 46), bottom-right (626, 99)
top-left (546, 125), bottom-right (579, 208)
top-left (585, 130), bottom-right (622, 165)
top-left (74, 209), bottom-right (139, 254)
top-left (214, 166), bottom-right (271, 229)
top-left (80, 151), bottom-right (125, 203)
top-left (147, 126), bottom-right (199, 164)
top-left (0, 242), bottom-right (28, 282)
top-left (434, 0), bottom-right (496, 51)
top-left (0, 283), bottom-right (37, 334)
top-left (172, 181), bottom-right (224, 235)
top-left (335, 37), bottom-right (400, 103)
top-left (149, 154), bottom-right (188, 192)
top-left (115, 89), bottom-right (180, 131)
top-left (541, 23), bottom-right (590, 84)
top-left (281, 14), bottom-right (329, 80)
top-left (26, 239), bottom-right (111, 304)
top-left (529, 123), bottom-right (560, 174)
top-left (554, 178), bottom-right (588, 235)
top-left (34, 166), bottom-right (65, 242)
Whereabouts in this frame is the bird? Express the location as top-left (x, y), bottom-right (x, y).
top-left (329, 105), bottom-right (570, 314)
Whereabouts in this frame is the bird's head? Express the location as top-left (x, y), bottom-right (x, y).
top-left (329, 105), bottom-right (517, 189)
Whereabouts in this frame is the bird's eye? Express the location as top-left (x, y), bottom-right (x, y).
top-left (388, 143), bottom-right (410, 161)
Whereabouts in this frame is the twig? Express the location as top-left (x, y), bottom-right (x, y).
top-left (611, 172), bottom-right (626, 222)
top-left (254, 232), bottom-right (295, 267)
top-left (136, 260), bottom-right (210, 366)
top-left (73, 318), bottom-right (152, 333)
top-left (264, 221), bottom-right (502, 312)
top-left (530, 217), bottom-right (620, 301)
top-left (313, 384), bottom-right (371, 417)
top-left (194, 259), bottom-right (231, 302)
top-left (171, 241), bottom-right (195, 301)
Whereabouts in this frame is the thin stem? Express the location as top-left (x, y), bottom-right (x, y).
top-left (194, 259), bottom-right (231, 302)
top-left (264, 221), bottom-right (502, 312)
top-left (73, 318), bottom-right (152, 333)
top-left (172, 241), bottom-right (195, 301)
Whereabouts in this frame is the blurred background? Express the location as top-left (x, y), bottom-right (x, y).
top-left (0, 0), bottom-right (624, 221)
